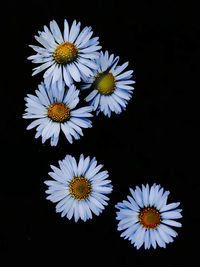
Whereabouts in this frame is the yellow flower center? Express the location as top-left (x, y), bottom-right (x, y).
top-left (53, 42), bottom-right (78, 65)
top-left (95, 72), bottom-right (116, 95)
top-left (69, 176), bottom-right (92, 200)
top-left (138, 207), bottom-right (161, 229)
top-left (48, 102), bottom-right (70, 122)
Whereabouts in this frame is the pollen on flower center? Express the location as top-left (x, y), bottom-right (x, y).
top-left (138, 207), bottom-right (161, 229)
top-left (69, 176), bottom-right (92, 200)
top-left (95, 72), bottom-right (116, 95)
top-left (53, 42), bottom-right (78, 65)
top-left (48, 102), bottom-right (70, 122)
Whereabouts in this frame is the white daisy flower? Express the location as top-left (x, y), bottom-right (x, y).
top-left (23, 81), bottom-right (93, 146)
top-left (115, 183), bottom-right (182, 249)
top-left (81, 51), bottom-right (135, 117)
top-left (28, 19), bottom-right (101, 87)
top-left (44, 154), bottom-right (113, 222)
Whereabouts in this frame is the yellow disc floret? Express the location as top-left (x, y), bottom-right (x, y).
top-left (95, 72), bottom-right (116, 95)
top-left (53, 42), bottom-right (78, 65)
top-left (48, 102), bottom-right (70, 122)
top-left (69, 176), bottom-right (92, 200)
top-left (138, 207), bottom-right (161, 229)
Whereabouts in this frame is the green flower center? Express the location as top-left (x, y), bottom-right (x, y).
top-left (95, 72), bottom-right (116, 95)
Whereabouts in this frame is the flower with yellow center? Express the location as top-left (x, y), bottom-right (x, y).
top-left (48, 102), bottom-right (70, 122)
top-left (23, 82), bottom-right (93, 146)
top-left (44, 154), bottom-right (113, 222)
top-left (115, 184), bottom-right (182, 249)
top-left (82, 51), bottom-right (135, 117)
top-left (53, 42), bottom-right (79, 65)
top-left (28, 19), bottom-right (101, 87)
top-left (138, 207), bottom-right (161, 229)
top-left (69, 176), bottom-right (92, 200)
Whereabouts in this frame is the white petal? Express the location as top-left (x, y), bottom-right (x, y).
top-left (159, 224), bottom-right (178, 237)
top-left (63, 19), bottom-right (69, 41)
top-left (50, 20), bottom-right (64, 43)
top-left (26, 118), bottom-right (47, 130)
top-left (69, 20), bottom-right (81, 43)
top-left (115, 70), bottom-right (133, 80)
top-left (160, 202), bottom-right (180, 212)
top-left (161, 210), bottom-right (182, 219)
top-left (75, 62), bottom-right (94, 77)
top-left (61, 123), bottom-right (73, 143)
top-left (70, 117), bottom-right (92, 128)
top-left (32, 61), bottom-right (53, 76)
top-left (113, 62), bottom-right (129, 76)
top-left (149, 229), bottom-right (157, 249)
top-left (80, 45), bottom-right (101, 53)
top-left (162, 219), bottom-right (182, 228)
top-left (77, 154), bottom-right (84, 176)
top-left (144, 230), bottom-right (150, 249)
top-left (154, 229), bottom-right (166, 248)
top-left (63, 66), bottom-right (73, 86)
top-left (67, 63), bottom-right (81, 82)
top-left (78, 57), bottom-right (98, 69)
top-left (85, 90), bottom-right (98, 102)
top-left (75, 26), bottom-right (91, 46)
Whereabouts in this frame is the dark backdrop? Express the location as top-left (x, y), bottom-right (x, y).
top-left (1, 1), bottom-right (198, 266)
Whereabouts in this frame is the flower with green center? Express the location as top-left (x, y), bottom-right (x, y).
top-left (115, 183), bottom-right (182, 249)
top-left (44, 154), bottom-right (113, 222)
top-left (95, 72), bottom-right (116, 95)
top-left (28, 19), bottom-right (101, 88)
top-left (81, 51), bottom-right (135, 117)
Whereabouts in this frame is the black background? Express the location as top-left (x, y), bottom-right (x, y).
top-left (1, 0), bottom-right (199, 266)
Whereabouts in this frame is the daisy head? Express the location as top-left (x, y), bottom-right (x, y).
top-left (44, 154), bottom-right (113, 222)
top-left (28, 19), bottom-right (101, 87)
top-left (115, 183), bottom-right (182, 249)
top-left (81, 51), bottom-right (135, 117)
top-left (23, 81), bottom-right (93, 146)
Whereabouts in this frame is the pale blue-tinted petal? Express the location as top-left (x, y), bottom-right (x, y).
top-left (159, 224), bottom-right (178, 237)
top-left (67, 63), bottom-right (81, 82)
top-left (63, 19), bottom-right (69, 41)
top-left (50, 20), bottom-right (64, 44)
top-left (154, 229), bottom-right (166, 248)
top-left (162, 219), bottom-right (182, 228)
top-left (160, 202), bottom-right (180, 212)
top-left (61, 123), bottom-right (73, 144)
top-left (75, 61), bottom-right (94, 77)
top-left (69, 20), bottom-right (81, 43)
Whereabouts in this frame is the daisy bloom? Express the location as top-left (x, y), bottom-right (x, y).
top-left (115, 183), bottom-right (182, 249)
top-left (44, 154), bottom-right (113, 222)
top-left (28, 19), bottom-right (101, 87)
top-left (23, 81), bottom-right (93, 146)
top-left (81, 51), bottom-right (135, 117)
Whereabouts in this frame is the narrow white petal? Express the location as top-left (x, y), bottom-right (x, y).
top-left (160, 202), bottom-right (180, 212)
top-left (69, 20), bottom-right (81, 43)
top-left (50, 20), bottom-right (64, 44)
top-left (159, 224), bottom-right (178, 237)
top-left (162, 219), bottom-right (182, 228)
top-left (75, 62), bottom-right (94, 77)
top-left (63, 19), bottom-right (69, 41)
top-left (67, 63), bottom-right (81, 82)
top-left (161, 210), bottom-right (182, 219)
